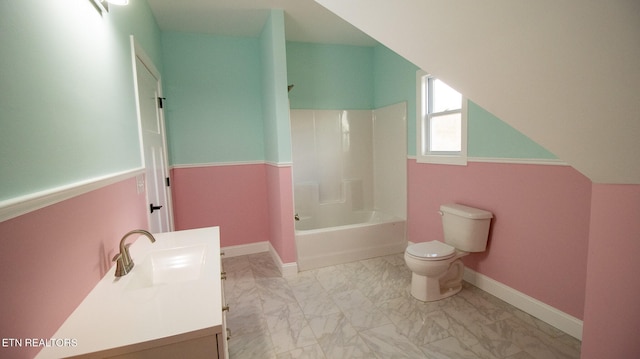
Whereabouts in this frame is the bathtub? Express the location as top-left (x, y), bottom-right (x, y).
top-left (295, 210), bottom-right (407, 271)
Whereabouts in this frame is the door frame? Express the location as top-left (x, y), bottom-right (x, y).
top-left (130, 36), bottom-right (174, 232)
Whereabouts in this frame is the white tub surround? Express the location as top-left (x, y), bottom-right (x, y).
top-left (291, 104), bottom-right (407, 271)
top-left (36, 227), bottom-right (228, 359)
top-left (290, 104), bottom-right (407, 220)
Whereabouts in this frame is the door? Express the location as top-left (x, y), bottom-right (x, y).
top-left (135, 55), bottom-right (172, 233)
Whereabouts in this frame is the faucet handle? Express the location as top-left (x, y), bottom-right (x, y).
top-left (112, 245), bottom-right (131, 261)
top-left (112, 253), bottom-right (131, 276)
top-left (112, 253), bottom-right (126, 277)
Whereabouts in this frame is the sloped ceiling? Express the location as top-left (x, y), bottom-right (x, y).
top-left (314, 0), bottom-right (640, 184)
top-left (146, 0), bottom-right (376, 46)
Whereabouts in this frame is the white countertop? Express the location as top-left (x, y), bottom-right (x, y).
top-left (36, 227), bottom-right (222, 359)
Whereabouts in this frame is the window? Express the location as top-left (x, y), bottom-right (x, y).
top-left (416, 70), bottom-right (467, 165)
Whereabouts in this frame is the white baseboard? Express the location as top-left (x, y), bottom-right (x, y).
top-left (221, 241), bottom-right (269, 257)
top-left (221, 241), bottom-right (298, 277)
top-left (268, 244), bottom-right (299, 277)
top-left (463, 268), bottom-right (583, 340)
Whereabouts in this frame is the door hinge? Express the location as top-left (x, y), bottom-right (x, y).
top-left (166, 177), bottom-right (171, 187)
top-left (157, 97), bottom-right (166, 109)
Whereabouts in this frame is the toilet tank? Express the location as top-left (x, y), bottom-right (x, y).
top-left (440, 204), bottom-right (493, 252)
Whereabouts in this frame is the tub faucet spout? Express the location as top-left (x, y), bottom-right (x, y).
top-left (113, 229), bottom-right (156, 277)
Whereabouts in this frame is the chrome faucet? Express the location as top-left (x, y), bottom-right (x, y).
top-left (113, 229), bottom-right (156, 277)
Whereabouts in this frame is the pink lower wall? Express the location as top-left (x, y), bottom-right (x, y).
top-left (171, 164), bottom-right (271, 248)
top-left (171, 163), bottom-right (296, 263)
top-left (408, 160), bottom-right (591, 319)
top-left (5, 161), bottom-right (636, 358)
top-left (0, 177), bottom-right (147, 359)
top-left (581, 184), bottom-right (640, 358)
top-left (265, 164), bottom-right (296, 263)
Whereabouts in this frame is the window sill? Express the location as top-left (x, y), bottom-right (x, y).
top-left (416, 154), bottom-right (468, 166)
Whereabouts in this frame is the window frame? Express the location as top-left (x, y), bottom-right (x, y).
top-left (416, 70), bottom-right (468, 165)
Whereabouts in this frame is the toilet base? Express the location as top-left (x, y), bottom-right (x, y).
top-left (407, 257), bottom-right (466, 302)
top-left (410, 272), bottom-right (463, 302)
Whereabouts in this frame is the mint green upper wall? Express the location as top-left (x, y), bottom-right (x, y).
top-left (0, 1), bottom-right (557, 203)
top-left (157, 17), bottom-right (554, 167)
top-left (373, 44), bottom-right (419, 155)
top-left (468, 102), bottom-right (557, 159)
top-left (286, 42), bottom-right (374, 110)
top-left (0, 0), bottom-right (162, 202)
top-left (161, 32), bottom-right (264, 165)
top-left (260, 10), bottom-right (292, 163)
top-left (160, 10), bottom-right (292, 166)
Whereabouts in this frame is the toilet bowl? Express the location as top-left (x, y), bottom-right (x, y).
top-left (404, 241), bottom-right (468, 301)
top-left (405, 204), bottom-right (493, 302)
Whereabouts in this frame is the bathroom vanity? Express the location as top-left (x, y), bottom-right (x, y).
top-left (36, 227), bottom-right (228, 359)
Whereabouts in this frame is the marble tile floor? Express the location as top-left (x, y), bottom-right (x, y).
top-left (222, 252), bottom-right (581, 359)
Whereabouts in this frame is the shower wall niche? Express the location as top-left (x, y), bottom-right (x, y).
top-left (290, 102), bottom-right (407, 222)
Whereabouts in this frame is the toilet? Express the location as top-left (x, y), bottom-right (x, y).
top-left (405, 203), bottom-right (493, 302)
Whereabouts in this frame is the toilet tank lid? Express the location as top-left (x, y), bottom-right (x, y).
top-left (440, 204), bottom-right (493, 219)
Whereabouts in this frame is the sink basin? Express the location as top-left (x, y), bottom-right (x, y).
top-left (126, 245), bottom-right (206, 290)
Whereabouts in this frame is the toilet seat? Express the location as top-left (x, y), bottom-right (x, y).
top-left (407, 241), bottom-right (456, 260)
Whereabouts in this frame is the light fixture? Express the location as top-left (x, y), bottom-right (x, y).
top-left (105, 0), bottom-right (129, 5)
top-left (91, 0), bottom-right (129, 14)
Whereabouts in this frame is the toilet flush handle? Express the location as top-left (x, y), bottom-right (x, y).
top-left (438, 210), bottom-right (444, 216)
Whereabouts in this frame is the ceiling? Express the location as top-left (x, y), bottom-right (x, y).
top-left (146, 0), bottom-right (377, 46)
